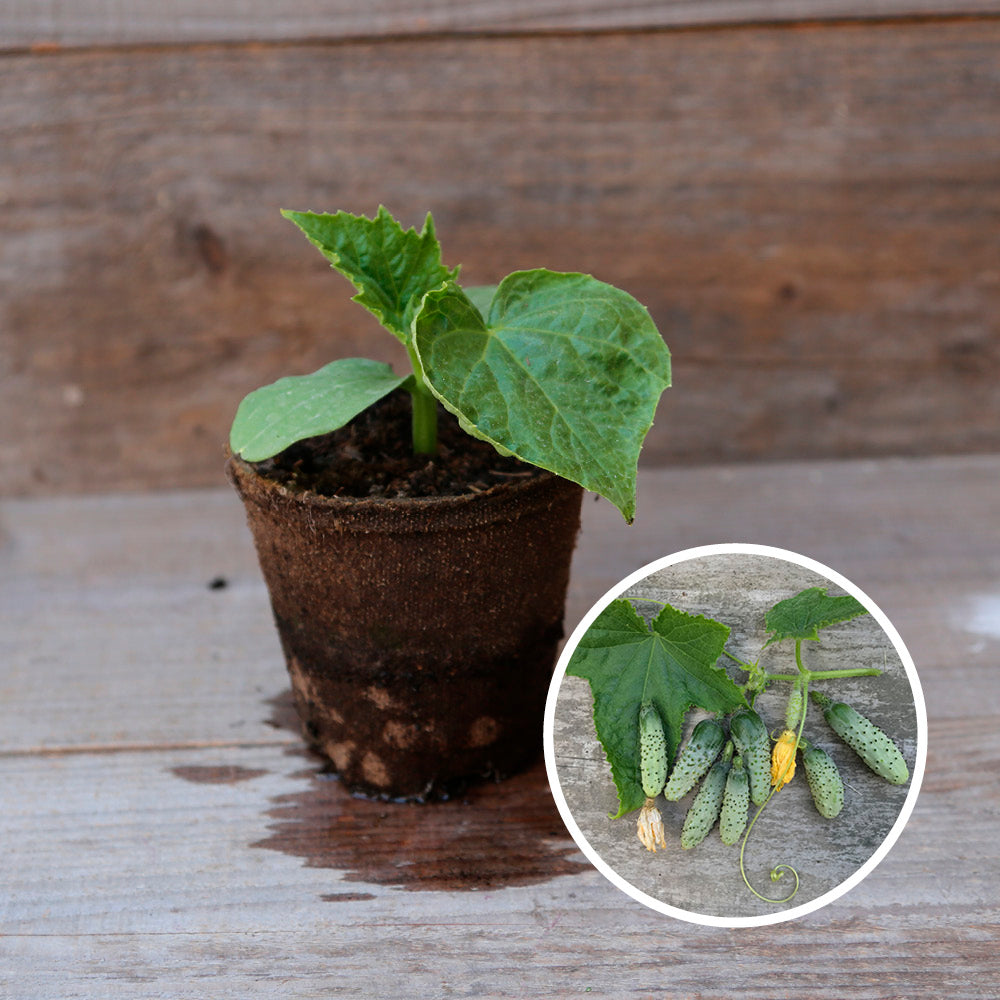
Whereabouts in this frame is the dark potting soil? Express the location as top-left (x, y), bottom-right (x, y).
top-left (250, 390), bottom-right (541, 499)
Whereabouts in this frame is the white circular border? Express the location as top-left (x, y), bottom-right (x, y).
top-left (543, 542), bottom-right (928, 928)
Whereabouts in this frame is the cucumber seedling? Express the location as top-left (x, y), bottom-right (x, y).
top-left (230, 206), bottom-right (672, 523)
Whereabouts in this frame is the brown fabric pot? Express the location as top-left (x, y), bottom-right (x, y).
top-left (228, 454), bottom-right (583, 800)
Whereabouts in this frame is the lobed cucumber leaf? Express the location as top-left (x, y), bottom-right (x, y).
top-left (764, 586), bottom-right (868, 647)
top-left (229, 358), bottom-right (410, 461)
top-left (281, 206), bottom-right (459, 345)
top-left (412, 272), bottom-right (672, 523)
top-left (566, 599), bottom-right (745, 818)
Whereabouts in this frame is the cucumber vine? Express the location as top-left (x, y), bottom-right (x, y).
top-left (567, 585), bottom-right (912, 908)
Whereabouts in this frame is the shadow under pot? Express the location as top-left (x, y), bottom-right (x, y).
top-left (228, 453), bottom-right (583, 801)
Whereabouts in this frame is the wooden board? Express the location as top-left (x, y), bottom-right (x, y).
top-left (2, 455), bottom-right (999, 996)
top-left (5, 1), bottom-right (1000, 49)
top-left (2, 19), bottom-right (1000, 495)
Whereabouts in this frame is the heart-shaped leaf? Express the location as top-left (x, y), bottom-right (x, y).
top-left (230, 358), bottom-right (410, 461)
top-left (764, 587), bottom-right (869, 646)
top-left (413, 271), bottom-right (671, 521)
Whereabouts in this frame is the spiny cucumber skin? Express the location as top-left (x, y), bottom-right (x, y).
top-left (729, 709), bottom-right (771, 806)
top-left (785, 684), bottom-right (806, 730)
top-left (802, 745), bottom-right (845, 818)
top-left (719, 756), bottom-right (750, 845)
top-left (663, 719), bottom-right (726, 801)
top-left (638, 703), bottom-right (668, 799)
top-left (824, 701), bottom-right (909, 785)
top-left (681, 758), bottom-right (730, 849)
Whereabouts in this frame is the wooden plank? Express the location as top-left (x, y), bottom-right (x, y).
top-left (2, 21), bottom-right (1000, 495)
top-left (1, 725), bottom-right (997, 995)
top-left (0, 490), bottom-right (293, 753)
top-left (2, 455), bottom-right (997, 752)
top-left (2, 456), bottom-right (999, 994)
top-left (4, 1), bottom-right (1000, 49)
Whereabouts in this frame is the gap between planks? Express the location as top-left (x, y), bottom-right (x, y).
top-left (0, 736), bottom-right (299, 760)
top-left (6, 8), bottom-right (1000, 58)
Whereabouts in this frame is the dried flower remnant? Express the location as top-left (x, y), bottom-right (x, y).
top-left (637, 799), bottom-right (667, 852)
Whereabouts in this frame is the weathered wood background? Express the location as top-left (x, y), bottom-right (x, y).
top-left (1, 2), bottom-right (999, 495)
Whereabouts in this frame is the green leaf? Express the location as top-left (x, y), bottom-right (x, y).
top-left (764, 587), bottom-right (869, 646)
top-left (412, 271), bottom-right (672, 522)
top-left (281, 206), bottom-right (459, 344)
top-left (463, 284), bottom-right (497, 319)
top-left (229, 358), bottom-right (410, 461)
top-left (567, 599), bottom-right (744, 818)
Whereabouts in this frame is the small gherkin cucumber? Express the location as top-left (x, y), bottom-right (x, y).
top-left (784, 683), bottom-right (806, 730)
top-left (680, 742), bottom-right (733, 849)
top-left (813, 691), bottom-right (909, 785)
top-left (638, 702), bottom-right (668, 799)
top-left (719, 754), bottom-right (750, 845)
top-left (801, 743), bottom-right (845, 818)
top-left (729, 709), bottom-right (771, 806)
top-left (663, 719), bottom-right (726, 801)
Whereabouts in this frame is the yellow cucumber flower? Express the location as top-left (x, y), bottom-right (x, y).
top-left (771, 729), bottom-right (798, 788)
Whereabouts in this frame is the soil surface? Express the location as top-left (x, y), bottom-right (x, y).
top-left (250, 391), bottom-right (540, 499)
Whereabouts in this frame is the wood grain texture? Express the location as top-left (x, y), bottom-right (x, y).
top-left (2, 456), bottom-right (999, 996)
top-left (5, 1), bottom-right (1000, 49)
top-left (1, 19), bottom-right (999, 495)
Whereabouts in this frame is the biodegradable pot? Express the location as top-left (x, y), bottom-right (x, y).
top-left (228, 454), bottom-right (583, 800)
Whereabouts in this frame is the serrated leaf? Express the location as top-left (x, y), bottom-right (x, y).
top-left (567, 599), bottom-right (744, 818)
top-left (764, 586), bottom-right (869, 646)
top-left (412, 271), bottom-right (671, 522)
top-left (230, 358), bottom-right (410, 461)
top-left (282, 206), bottom-right (459, 344)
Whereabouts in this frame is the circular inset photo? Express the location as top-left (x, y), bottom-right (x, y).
top-left (544, 544), bottom-right (926, 927)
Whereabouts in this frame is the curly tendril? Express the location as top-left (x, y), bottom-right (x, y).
top-left (737, 677), bottom-right (810, 905)
top-left (738, 795), bottom-right (801, 904)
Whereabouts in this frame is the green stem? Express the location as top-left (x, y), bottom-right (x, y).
top-left (804, 667), bottom-right (881, 680)
top-left (763, 667), bottom-right (881, 684)
top-left (794, 639), bottom-right (807, 676)
top-left (409, 383), bottom-right (438, 455)
top-left (723, 648), bottom-right (756, 672)
top-left (406, 347), bottom-right (438, 455)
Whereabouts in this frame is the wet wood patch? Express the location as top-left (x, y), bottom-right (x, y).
top-left (258, 688), bottom-right (585, 892)
top-left (253, 752), bottom-right (584, 893)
